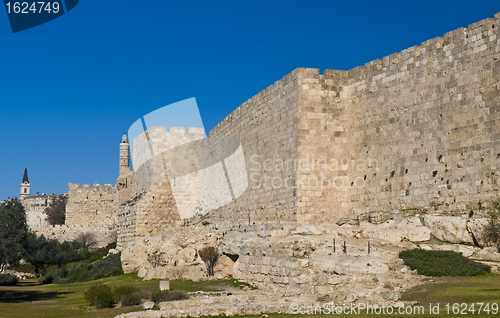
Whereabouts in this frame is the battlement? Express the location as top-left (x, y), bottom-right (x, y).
top-left (345, 13), bottom-right (500, 86)
top-left (132, 126), bottom-right (205, 172)
top-left (144, 126), bottom-right (205, 135)
top-left (69, 183), bottom-right (116, 191)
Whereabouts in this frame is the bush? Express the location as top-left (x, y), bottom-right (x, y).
top-left (0, 274), bottom-right (18, 286)
top-left (121, 293), bottom-right (141, 307)
top-left (39, 252), bottom-right (124, 284)
top-left (483, 202), bottom-right (500, 250)
top-left (198, 246), bottom-right (219, 276)
top-left (84, 284), bottom-right (115, 309)
top-left (151, 290), bottom-right (189, 303)
top-left (399, 249), bottom-right (491, 277)
top-left (38, 274), bottom-right (53, 284)
top-left (114, 285), bottom-right (137, 302)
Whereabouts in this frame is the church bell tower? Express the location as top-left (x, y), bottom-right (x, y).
top-left (20, 167), bottom-right (30, 200)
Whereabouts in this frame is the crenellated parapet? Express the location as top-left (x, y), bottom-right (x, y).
top-left (65, 182), bottom-right (119, 226)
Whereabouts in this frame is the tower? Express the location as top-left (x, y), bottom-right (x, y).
top-left (20, 167), bottom-right (30, 200)
top-left (117, 134), bottom-right (133, 204)
top-left (119, 134), bottom-right (130, 176)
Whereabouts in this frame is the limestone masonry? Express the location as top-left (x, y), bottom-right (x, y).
top-left (14, 12), bottom-right (500, 316)
top-left (22, 11), bottom-right (500, 253)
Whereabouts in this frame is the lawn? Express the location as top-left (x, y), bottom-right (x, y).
top-left (0, 273), bottom-right (499, 318)
top-left (0, 273), bottom-right (248, 318)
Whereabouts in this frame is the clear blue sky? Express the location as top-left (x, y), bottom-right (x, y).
top-left (1, 1), bottom-right (499, 200)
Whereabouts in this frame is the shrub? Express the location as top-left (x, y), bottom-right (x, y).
top-left (38, 274), bottom-right (53, 284)
top-left (121, 293), bottom-right (141, 307)
top-left (399, 249), bottom-right (491, 277)
top-left (84, 284), bottom-right (115, 309)
top-left (483, 202), bottom-right (500, 250)
top-left (114, 285), bottom-right (137, 302)
top-left (39, 251), bottom-right (124, 284)
top-left (0, 274), bottom-right (18, 286)
top-left (150, 290), bottom-right (189, 303)
top-left (136, 289), bottom-right (151, 300)
top-left (76, 232), bottom-right (97, 250)
top-left (198, 246), bottom-right (219, 276)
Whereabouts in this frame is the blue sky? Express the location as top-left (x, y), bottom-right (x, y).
top-left (1, 1), bottom-right (499, 200)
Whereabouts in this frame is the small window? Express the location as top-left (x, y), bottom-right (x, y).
top-left (24, 188), bottom-right (27, 193)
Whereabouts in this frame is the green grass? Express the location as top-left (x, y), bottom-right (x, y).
top-left (0, 273), bottom-right (243, 318)
top-left (399, 249), bottom-right (491, 276)
top-left (0, 273), bottom-right (499, 318)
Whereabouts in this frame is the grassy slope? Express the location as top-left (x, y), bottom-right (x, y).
top-left (0, 274), bottom-right (499, 318)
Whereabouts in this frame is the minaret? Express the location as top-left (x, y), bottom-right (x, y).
top-left (20, 167), bottom-right (30, 200)
top-left (119, 133), bottom-right (130, 176)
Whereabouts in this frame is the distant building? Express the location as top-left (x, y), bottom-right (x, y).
top-left (20, 167), bottom-right (61, 228)
top-left (20, 167), bottom-right (30, 200)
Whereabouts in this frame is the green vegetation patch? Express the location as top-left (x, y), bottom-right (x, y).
top-left (41, 252), bottom-right (124, 284)
top-left (399, 249), bottom-right (491, 277)
top-left (0, 274), bottom-right (18, 286)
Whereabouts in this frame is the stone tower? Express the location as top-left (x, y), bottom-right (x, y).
top-left (117, 134), bottom-right (133, 204)
top-left (119, 134), bottom-right (130, 176)
top-left (20, 167), bottom-right (30, 200)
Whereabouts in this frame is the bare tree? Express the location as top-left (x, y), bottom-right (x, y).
top-left (198, 246), bottom-right (219, 277)
top-left (147, 252), bottom-right (161, 268)
top-left (76, 232), bottom-right (97, 250)
top-left (44, 195), bottom-right (67, 225)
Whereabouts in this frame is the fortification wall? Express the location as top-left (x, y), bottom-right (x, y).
top-left (119, 12), bottom-right (500, 236)
top-left (343, 13), bottom-right (500, 216)
top-left (65, 183), bottom-right (119, 225)
top-left (205, 69), bottom-right (301, 224)
top-left (296, 69), bottom-right (350, 223)
top-left (32, 224), bottom-right (117, 249)
top-left (26, 206), bottom-right (49, 228)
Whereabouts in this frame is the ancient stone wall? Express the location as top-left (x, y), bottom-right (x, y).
top-left (206, 12), bottom-right (500, 223)
top-left (65, 183), bottom-right (119, 226)
top-left (346, 13), bottom-right (500, 216)
top-left (205, 70), bottom-right (301, 224)
top-left (32, 224), bottom-right (117, 248)
top-left (119, 12), bottom-right (500, 244)
top-left (296, 69), bottom-right (349, 223)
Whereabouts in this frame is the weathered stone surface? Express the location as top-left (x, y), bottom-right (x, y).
top-left (467, 218), bottom-right (498, 248)
top-left (333, 256), bottom-right (390, 275)
top-left (423, 216), bottom-right (473, 244)
top-left (363, 217), bottom-right (431, 242)
top-left (472, 247), bottom-right (500, 261)
top-left (420, 244), bottom-right (478, 257)
top-left (142, 301), bottom-right (155, 310)
top-left (291, 224), bottom-right (325, 236)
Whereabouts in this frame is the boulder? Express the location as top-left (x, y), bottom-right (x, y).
top-left (473, 247), bottom-right (500, 261)
top-left (467, 218), bottom-right (498, 248)
top-left (363, 217), bottom-right (431, 243)
top-left (291, 224), bottom-right (325, 236)
top-left (143, 301), bottom-right (155, 310)
top-left (120, 236), bottom-right (162, 273)
top-left (420, 244), bottom-right (478, 257)
top-left (423, 215), bottom-right (473, 244)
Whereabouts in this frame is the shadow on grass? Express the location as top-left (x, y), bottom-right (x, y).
top-left (0, 289), bottom-right (72, 303)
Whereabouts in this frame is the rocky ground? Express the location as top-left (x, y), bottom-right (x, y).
top-left (116, 212), bottom-right (500, 317)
